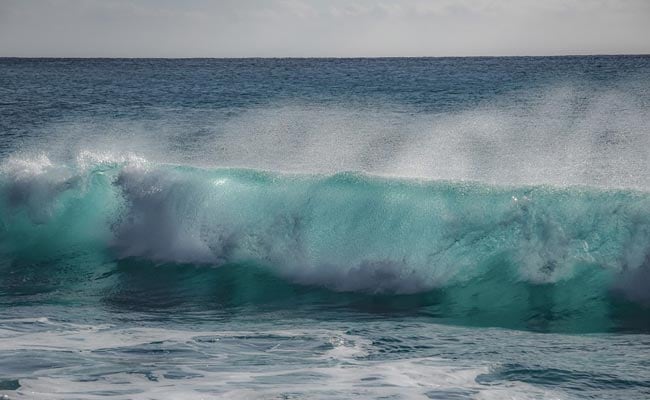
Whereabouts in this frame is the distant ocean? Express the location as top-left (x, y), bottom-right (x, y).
top-left (1, 56), bottom-right (649, 399)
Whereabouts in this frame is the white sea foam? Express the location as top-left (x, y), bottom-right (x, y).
top-left (0, 319), bottom-right (564, 400)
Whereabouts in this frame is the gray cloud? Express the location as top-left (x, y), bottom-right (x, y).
top-left (0, 0), bottom-right (648, 57)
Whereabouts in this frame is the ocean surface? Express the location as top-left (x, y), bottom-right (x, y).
top-left (1, 56), bottom-right (649, 399)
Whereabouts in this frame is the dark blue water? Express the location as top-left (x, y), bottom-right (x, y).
top-left (1, 57), bottom-right (649, 399)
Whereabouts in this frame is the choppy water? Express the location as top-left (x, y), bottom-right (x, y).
top-left (1, 56), bottom-right (649, 399)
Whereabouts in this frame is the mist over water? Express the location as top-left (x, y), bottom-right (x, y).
top-left (15, 85), bottom-right (650, 190)
top-left (4, 56), bottom-right (650, 190)
top-left (1, 57), bottom-right (650, 399)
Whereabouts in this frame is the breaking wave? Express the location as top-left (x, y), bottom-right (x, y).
top-left (1, 152), bottom-right (649, 331)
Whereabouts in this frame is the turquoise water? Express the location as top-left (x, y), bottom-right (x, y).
top-left (1, 57), bottom-right (649, 399)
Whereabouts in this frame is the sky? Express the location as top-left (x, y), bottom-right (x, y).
top-left (0, 0), bottom-right (649, 57)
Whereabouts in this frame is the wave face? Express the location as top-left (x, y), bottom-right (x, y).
top-left (1, 154), bottom-right (650, 331)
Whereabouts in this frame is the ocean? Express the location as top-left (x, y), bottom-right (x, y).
top-left (0, 56), bottom-right (649, 399)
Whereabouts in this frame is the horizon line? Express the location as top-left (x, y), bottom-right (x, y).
top-left (1, 53), bottom-right (649, 60)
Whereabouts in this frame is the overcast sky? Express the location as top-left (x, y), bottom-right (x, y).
top-left (1, 0), bottom-right (649, 57)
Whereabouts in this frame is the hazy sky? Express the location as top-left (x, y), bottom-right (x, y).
top-left (1, 0), bottom-right (649, 57)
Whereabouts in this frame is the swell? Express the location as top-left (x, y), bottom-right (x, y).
top-left (1, 154), bottom-right (649, 330)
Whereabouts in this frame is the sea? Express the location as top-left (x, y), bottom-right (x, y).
top-left (0, 56), bottom-right (649, 399)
